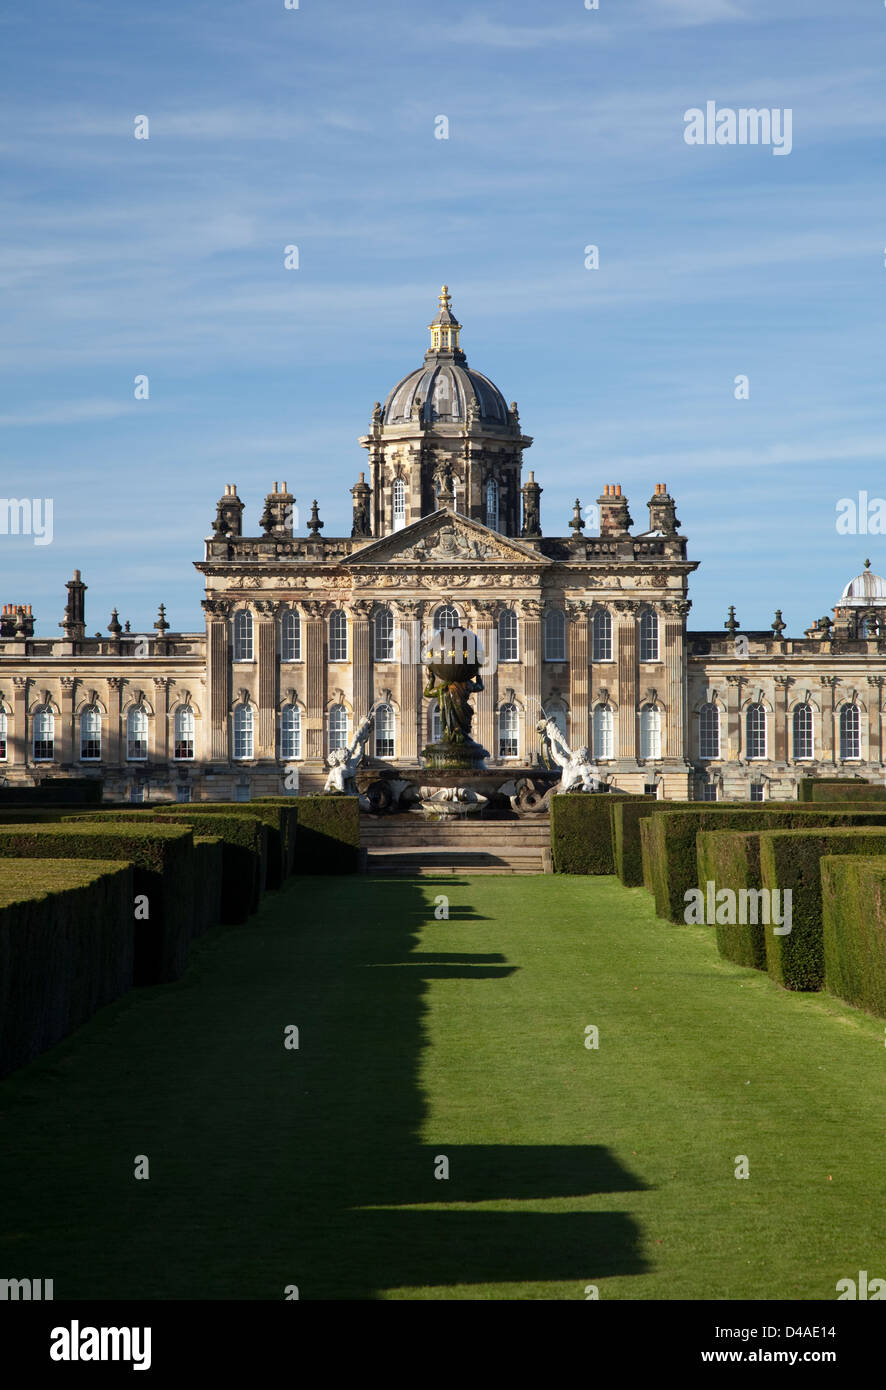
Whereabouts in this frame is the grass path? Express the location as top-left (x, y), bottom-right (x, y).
top-left (1, 873), bottom-right (884, 1299)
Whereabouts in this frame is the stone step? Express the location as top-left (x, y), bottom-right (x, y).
top-left (365, 846), bottom-right (552, 876)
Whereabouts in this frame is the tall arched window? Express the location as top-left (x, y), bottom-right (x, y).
top-left (498, 703), bottom-right (519, 757)
top-left (281, 610), bottom-right (301, 662)
top-left (793, 703), bottom-right (814, 761)
top-left (593, 704), bottom-right (614, 759)
top-left (233, 704), bottom-right (254, 760)
top-left (639, 610), bottom-right (659, 662)
top-left (433, 605), bottom-right (460, 632)
top-left (699, 703), bottom-right (720, 760)
top-left (640, 706), bottom-right (661, 760)
top-left (840, 704), bottom-right (861, 760)
top-left (0, 709), bottom-right (7, 760)
top-left (281, 705), bottom-right (301, 760)
top-left (374, 703), bottom-right (395, 758)
top-left (746, 703), bottom-right (766, 760)
top-left (33, 707), bottom-right (55, 761)
top-left (392, 477), bottom-right (406, 531)
top-left (329, 609), bottom-right (348, 662)
top-left (328, 704), bottom-right (348, 752)
top-left (485, 478), bottom-right (499, 531)
top-left (80, 706), bottom-right (101, 761)
top-left (498, 608), bottom-right (518, 662)
top-left (374, 606), bottom-right (394, 662)
top-left (126, 707), bottom-right (148, 761)
top-left (233, 609), bottom-right (253, 662)
top-left (592, 609), bottom-right (612, 662)
top-left (544, 609), bottom-right (566, 662)
top-left (174, 706), bottom-right (195, 760)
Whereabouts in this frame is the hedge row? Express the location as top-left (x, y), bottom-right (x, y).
top-left (798, 779), bottom-right (886, 803)
top-left (551, 794), bottom-right (653, 875)
top-left (646, 804), bottom-right (886, 924)
top-left (293, 795), bottom-right (360, 874)
top-left (0, 858), bottom-right (134, 1078)
top-left (821, 856), bottom-right (886, 1018)
top-left (0, 822), bottom-right (196, 985)
top-left (698, 825), bottom-right (886, 992)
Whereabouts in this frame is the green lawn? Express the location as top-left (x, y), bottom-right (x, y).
top-left (1, 873), bottom-right (884, 1300)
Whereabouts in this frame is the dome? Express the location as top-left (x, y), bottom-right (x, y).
top-left (380, 284), bottom-right (511, 427)
top-left (840, 561), bottom-right (886, 605)
top-left (382, 361), bottom-right (509, 426)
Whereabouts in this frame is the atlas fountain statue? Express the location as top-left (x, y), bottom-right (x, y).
top-left (417, 626), bottom-right (490, 814)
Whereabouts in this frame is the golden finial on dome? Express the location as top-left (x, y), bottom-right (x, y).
top-left (439, 284), bottom-right (451, 309)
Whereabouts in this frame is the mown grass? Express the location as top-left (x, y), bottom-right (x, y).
top-left (1, 873), bottom-right (883, 1300)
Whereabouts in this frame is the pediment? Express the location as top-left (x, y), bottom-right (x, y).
top-left (345, 509), bottom-right (550, 567)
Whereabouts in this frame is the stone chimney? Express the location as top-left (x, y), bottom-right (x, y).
top-left (596, 484), bottom-right (632, 538)
top-left (647, 482), bottom-right (680, 535)
top-left (212, 484), bottom-right (244, 538)
top-left (260, 481), bottom-right (295, 537)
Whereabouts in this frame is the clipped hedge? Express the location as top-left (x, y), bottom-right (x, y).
top-left (0, 821), bottom-right (196, 985)
top-left (0, 858), bottom-right (134, 1078)
top-left (295, 795), bottom-right (359, 874)
top-left (760, 828), bottom-right (886, 991)
top-left (611, 800), bottom-right (696, 887)
top-left (647, 804), bottom-right (886, 924)
top-left (162, 802), bottom-right (294, 888)
top-left (0, 779), bottom-right (102, 806)
top-left (640, 818), bottom-right (655, 892)
top-left (193, 836), bottom-right (223, 937)
top-left (804, 782), bottom-right (886, 803)
top-left (551, 794), bottom-right (652, 875)
top-left (69, 811), bottom-right (265, 925)
top-left (696, 829), bottom-right (767, 970)
top-left (820, 856), bottom-right (886, 1018)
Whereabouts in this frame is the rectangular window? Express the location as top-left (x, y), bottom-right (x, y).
top-left (235, 784), bottom-right (251, 802)
top-left (176, 785), bottom-right (192, 803)
top-left (129, 785), bottom-right (145, 803)
top-left (750, 782), bottom-right (764, 802)
top-left (643, 783), bottom-right (659, 799)
top-left (698, 783), bottom-right (718, 802)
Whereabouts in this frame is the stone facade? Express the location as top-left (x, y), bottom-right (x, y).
top-left (1, 288), bottom-right (883, 803)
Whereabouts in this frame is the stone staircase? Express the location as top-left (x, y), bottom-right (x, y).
top-left (361, 815), bottom-right (552, 876)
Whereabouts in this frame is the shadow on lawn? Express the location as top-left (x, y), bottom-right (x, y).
top-left (0, 873), bottom-right (647, 1299)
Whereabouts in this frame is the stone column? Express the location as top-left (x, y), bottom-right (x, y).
top-left (396, 600), bottom-right (422, 760)
top-left (60, 677), bottom-right (76, 765)
top-left (726, 675), bottom-right (742, 761)
top-left (869, 676), bottom-right (884, 766)
top-left (615, 601), bottom-right (637, 762)
top-left (350, 601), bottom-right (372, 742)
top-left (519, 600), bottom-right (544, 731)
top-left (303, 601), bottom-right (328, 761)
top-left (567, 601), bottom-right (589, 750)
top-left (821, 676), bottom-right (838, 764)
top-left (471, 601), bottom-right (496, 758)
top-left (256, 601), bottom-right (277, 759)
top-left (107, 677), bottom-right (123, 768)
top-left (205, 599), bottom-right (231, 762)
top-left (662, 603), bottom-right (686, 759)
top-left (152, 677), bottom-right (171, 762)
top-left (12, 676), bottom-right (28, 768)
top-left (774, 675), bottom-right (792, 763)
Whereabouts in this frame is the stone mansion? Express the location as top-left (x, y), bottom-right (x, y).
top-left (1, 287), bottom-right (884, 803)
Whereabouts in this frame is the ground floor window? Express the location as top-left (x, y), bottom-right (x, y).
top-left (235, 784), bottom-right (251, 802)
top-left (129, 785), bottom-right (145, 803)
top-left (749, 782), bottom-right (765, 802)
top-left (698, 783), bottom-right (718, 801)
top-left (176, 785), bottom-right (191, 803)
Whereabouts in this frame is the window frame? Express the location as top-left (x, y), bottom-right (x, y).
top-left (126, 706), bottom-right (148, 763)
top-left (544, 609), bottom-right (566, 662)
top-left (329, 609), bottom-right (349, 663)
top-left (233, 609), bottom-right (254, 663)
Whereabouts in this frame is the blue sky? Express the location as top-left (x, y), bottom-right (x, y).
top-left (2, 0), bottom-right (885, 635)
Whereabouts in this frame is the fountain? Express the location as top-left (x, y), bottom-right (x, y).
top-left (415, 627), bottom-right (490, 816)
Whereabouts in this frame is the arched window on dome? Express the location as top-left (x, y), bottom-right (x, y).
top-left (392, 478), bottom-right (406, 532)
top-left (485, 478), bottom-right (499, 531)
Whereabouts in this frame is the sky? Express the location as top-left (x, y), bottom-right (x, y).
top-left (2, 0), bottom-right (885, 636)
